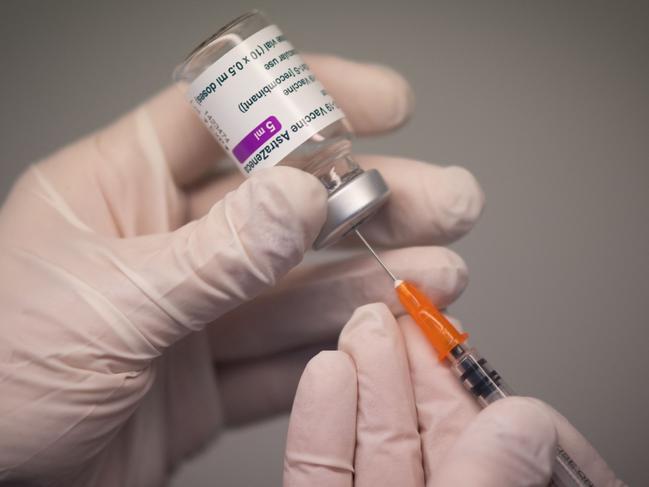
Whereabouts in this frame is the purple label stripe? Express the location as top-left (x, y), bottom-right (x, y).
top-left (233, 116), bottom-right (282, 163)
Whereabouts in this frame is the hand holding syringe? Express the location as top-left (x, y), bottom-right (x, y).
top-left (354, 229), bottom-right (595, 487)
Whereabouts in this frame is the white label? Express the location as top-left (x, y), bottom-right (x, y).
top-left (187, 25), bottom-right (345, 175)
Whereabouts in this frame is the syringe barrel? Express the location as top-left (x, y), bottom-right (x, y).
top-left (448, 345), bottom-right (512, 407)
top-left (550, 448), bottom-right (596, 487)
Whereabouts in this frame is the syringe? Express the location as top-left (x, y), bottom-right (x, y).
top-left (354, 229), bottom-right (595, 487)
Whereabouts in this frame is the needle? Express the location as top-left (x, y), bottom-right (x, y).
top-left (354, 228), bottom-right (399, 283)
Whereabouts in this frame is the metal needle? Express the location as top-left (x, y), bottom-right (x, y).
top-left (354, 228), bottom-right (398, 282)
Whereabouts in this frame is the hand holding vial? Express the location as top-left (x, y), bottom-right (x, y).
top-left (0, 48), bottom-right (483, 487)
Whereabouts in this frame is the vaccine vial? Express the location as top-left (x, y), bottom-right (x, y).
top-left (173, 10), bottom-right (390, 249)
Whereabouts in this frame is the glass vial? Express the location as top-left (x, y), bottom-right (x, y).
top-left (173, 10), bottom-right (389, 249)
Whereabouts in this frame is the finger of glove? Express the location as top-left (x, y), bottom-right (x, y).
top-left (109, 166), bottom-right (326, 356)
top-left (338, 303), bottom-right (424, 487)
top-left (399, 315), bottom-right (481, 480)
top-left (188, 156), bottom-right (484, 248)
top-left (430, 397), bottom-right (557, 487)
top-left (283, 351), bottom-right (357, 487)
top-left (209, 246), bottom-right (468, 362)
top-left (527, 399), bottom-right (625, 487)
top-left (96, 55), bottom-right (412, 191)
top-left (349, 156), bottom-right (485, 247)
top-left (305, 54), bottom-right (414, 135)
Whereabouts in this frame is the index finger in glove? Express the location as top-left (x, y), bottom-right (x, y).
top-left (306, 54), bottom-right (413, 136)
top-left (349, 156), bottom-right (485, 247)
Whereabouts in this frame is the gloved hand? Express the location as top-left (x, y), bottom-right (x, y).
top-left (284, 304), bottom-right (626, 487)
top-left (0, 54), bottom-right (485, 486)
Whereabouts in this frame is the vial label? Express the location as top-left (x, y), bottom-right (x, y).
top-left (187, 25), bottom-right (345, 175)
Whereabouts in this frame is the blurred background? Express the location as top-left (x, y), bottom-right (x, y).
top-left (1, 1), bottom-right (647, 485)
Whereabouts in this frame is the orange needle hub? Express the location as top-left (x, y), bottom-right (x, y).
top-left (395, 280), bottom-right (468, 361)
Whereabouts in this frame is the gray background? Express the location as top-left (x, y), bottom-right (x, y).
top-left (1, 1), bottom-right (647, 485)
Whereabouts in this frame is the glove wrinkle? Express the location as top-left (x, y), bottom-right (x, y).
top-left (284, 453), bottom-right (354, 473)
top-left (30, 166), bottom-right (93, 234)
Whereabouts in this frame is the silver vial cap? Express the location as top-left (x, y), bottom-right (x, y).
top-left (313, 169), bottom-right (390, 249)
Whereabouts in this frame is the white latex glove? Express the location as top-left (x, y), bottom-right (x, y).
top-left (0, 54), bottom-right (484, 486)
top-left (284, 304), bottom-right (626, 487)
